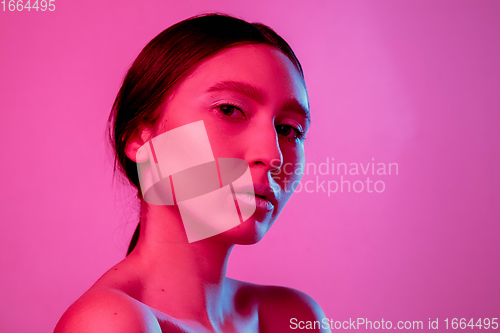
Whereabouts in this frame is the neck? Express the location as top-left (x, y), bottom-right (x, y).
top-left (127, 203), bottom-right (234, 327)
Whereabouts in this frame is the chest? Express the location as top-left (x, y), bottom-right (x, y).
top-left (154, 306), bottom-right (260, 333)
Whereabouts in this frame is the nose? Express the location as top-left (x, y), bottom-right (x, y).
top-left (244, 122), bottom-right (283, 173)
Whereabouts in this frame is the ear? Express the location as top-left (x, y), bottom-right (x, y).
top-left (124, 125), bottom-right (153, 163)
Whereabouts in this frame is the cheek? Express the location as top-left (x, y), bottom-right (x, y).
top-left (203, 121), bottom-right (242, 158)
top-left (284, 143), bottom-right (305, 170)
top-left (274, 146), bottom-right (306, 184)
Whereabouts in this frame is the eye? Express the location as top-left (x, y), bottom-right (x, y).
top-left (276, 124), bottom-right (304, 141)
top-left (217, 104), bottom-right (245, 119)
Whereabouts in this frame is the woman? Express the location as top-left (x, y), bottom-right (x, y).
top-left (55, 14), bottom-right (328, 333)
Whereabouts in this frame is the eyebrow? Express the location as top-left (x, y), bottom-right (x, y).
top-left (207, 80), bottom-right (310, 123)
top-left (207, 81), bottom-right (266, 104)
top-left (282, 99), bottom-right (311, 124)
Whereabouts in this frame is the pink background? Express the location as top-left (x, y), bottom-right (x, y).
top-left (1, 1), bottom-right (499, 332)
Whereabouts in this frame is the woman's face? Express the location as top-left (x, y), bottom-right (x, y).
top-left (154, 44), bottom-right (310, 244)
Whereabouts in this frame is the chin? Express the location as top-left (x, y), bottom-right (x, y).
top-left (215, 215), bottom-right (273, 245)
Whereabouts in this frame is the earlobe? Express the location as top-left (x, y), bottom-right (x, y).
top-left (124, 125), bottom-right (153, 163)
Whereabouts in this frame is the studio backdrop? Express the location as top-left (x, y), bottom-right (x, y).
top-left (1, 0), bottom-right (499, 332)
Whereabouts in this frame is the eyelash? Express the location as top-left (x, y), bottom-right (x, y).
top-left (214, 103), bottom-right (305, 142)
top-left (277, 124), bottom-right (305, 142)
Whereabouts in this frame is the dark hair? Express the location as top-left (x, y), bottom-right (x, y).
top-left (107, 13), bottom-right (304, 255)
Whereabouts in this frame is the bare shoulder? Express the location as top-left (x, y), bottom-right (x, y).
top-left (259, 285), bottom-right (329, 332)
top-left (54, 287), bottom-right (162, 333)
top-left (228, 279), bottom-right (330, 332)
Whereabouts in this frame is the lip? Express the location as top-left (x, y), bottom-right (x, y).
top-left (234, 192), bottom-right (274, 211)
top-left (233, 183), bottom-right (278, 212)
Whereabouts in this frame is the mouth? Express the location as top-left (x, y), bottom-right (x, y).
top-left (232, 183), bottom-right (278, 212)
top-left (234, 192), bottom-right (274, 211)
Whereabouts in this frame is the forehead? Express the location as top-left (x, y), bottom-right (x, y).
top-left (173, 44), bottom-right (308, 107)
